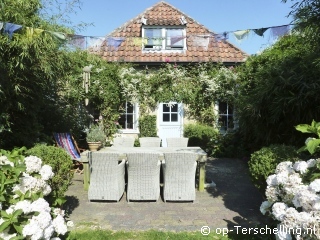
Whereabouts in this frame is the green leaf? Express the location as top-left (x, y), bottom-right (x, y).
top-left (13, 223), bottom-right (23, 234)
top-left (0, 220), bottom-right (10, 232)
top-left (295, 124), bottom-right (316, 134)
top-left (306, 139), bottom-right (320, 155)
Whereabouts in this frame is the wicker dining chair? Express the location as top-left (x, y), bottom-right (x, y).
top-left (126, 153), bottom-right (161, 202)
top-left (162, 152), bottom-right (198, 202)
top-left (166, 137), bottom-right (189, 147)
top-left (112, 137), bottom-right (135, 147)
top-left (88, 152), bottom-right (125, 202)
top-left (139, 137), bottom-right (161, 147)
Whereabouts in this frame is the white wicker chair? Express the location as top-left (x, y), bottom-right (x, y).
top-left (163, 152), bottom-right (197, 202)
top-left (166, 137), bottom-right (189, 147)
top-left (112, 137), bottom-right (135, 147)
top-left (88, 152), bottom-right (125, 202)
top-left (139, 137), bottom-right (161, 147)
top-left (126, 153), bottom-right (161, 202)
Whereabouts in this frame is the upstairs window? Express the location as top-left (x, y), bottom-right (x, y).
top-left (143, 27), bottom-right (186, 51)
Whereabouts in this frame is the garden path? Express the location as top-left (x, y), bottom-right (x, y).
top-left (65, 158), bottom-right (265, 232)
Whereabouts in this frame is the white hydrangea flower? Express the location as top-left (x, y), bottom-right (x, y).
top-left (266, 174), bottom-right (278, 186)
top-left (275, 161), bottom-right (294, 174)
top-left (260, 201), bottom-right (272, 215)
top-left (272, 202), bottom-right (288, 221)
top-left (39, 165), bottom-right (54, 180)
top-left (67, 221), bottom-right (74, 227)
top-left (275, 224), bottom-right (292, 240)
top-left (0, 156), bottom-right (14, 167)
top-left (0, 231), bottom-right (17, 240)
top-left (22, 218), bottom-right (43, 239)
top-left (293, 161), bottom-right (308, 174)
top-left (309, 179), bottom-right (320, 192)
top-left (266, 186), bottom-right (279, 203)
top-left (0, 202), bottom-right (2, 210)
top-left (306, 159), bottom-right (317, 168)
top-left (276, 172), bottom-right (289, 185)
top-left (52, 215), bottom-right (68, 235)
top-left (43, 225), bottom-right (54, 240)
top-left (53, 208), bottom-right (65, 217)
top-left (31, 198), bottom-right (51, 213)
top-left (14, 200), bottom-right (32, 214)
top-left (24, 155), bottom-right (42, 173)
top-left (43, 184), bottom-right (52, 196)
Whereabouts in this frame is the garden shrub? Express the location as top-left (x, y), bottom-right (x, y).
top-left (139, 115), bottom-right (157, 137)
top-left (248, 144), bottom-right (300, 194)
top-left (0, 147), bottom-right (72, 239)
top-left (184, 123), bottom-right (220, 155)
top-left (26, 144), bottom-right (74, 202)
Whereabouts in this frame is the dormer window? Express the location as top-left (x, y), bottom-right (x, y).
top-left (142, 26), bottom-right (186, 52)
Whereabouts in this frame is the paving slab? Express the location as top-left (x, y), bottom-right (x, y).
top-left (64, 158), bottom-right (265, 232)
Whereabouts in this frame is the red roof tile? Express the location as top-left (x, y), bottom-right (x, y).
top-left (91, 1), bottom-right (248, 64)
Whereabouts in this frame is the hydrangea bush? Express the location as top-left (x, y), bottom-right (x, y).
top-left (260, 159), bottom-right (320, 240)
top-left (0, 148), bottom-right (73, 240)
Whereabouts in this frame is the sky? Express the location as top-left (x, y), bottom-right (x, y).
top-left (66, 0), bottom-right (294, 55)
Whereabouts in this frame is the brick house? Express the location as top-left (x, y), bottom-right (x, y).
top-left (90, 1), bottom-right (248, 145)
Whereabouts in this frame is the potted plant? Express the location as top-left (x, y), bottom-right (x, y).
top-left (86, 123), bottom-right (106, 151)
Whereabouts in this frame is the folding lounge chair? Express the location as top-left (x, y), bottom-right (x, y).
top-left (53, 132), bottom-right (85, 173)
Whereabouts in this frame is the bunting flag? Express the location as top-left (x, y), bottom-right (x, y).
top-left (191, 35), bottom-right (210, 50)
top-left (4, 22), bottom-right (22, 39)
top-left (271, 25), bottom-right (290, 39)
top-left (88, 36), bottom-right (105, 51)
top-left (233, 30), bottom-right (250, 43)
top-left (253, 27), bottom-right (268, 37)
top-left (131, 37), bottom-right (148, 47)
top-left (68, 35), bottom-right (86, 49)
top-left (0, 19), bottom-right (293, 52)
top-left (106, 37), bottom-right (125, 51)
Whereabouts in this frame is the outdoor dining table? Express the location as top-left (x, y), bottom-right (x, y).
top-left (80, 146), bottom-right (208, 192)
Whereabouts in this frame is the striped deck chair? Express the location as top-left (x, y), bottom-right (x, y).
top-left (53, 132), bottom-right (85, 173)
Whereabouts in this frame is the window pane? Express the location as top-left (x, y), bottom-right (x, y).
top-left (145, 28), bottom-right (162, 46)
top-left (219, 102), bottom-right (228, 114)
top-left (163, 113), bottom-right (170, 122)
top-left (167, 29), bottom-right (184, 47)
top-left (163, 104), bottom-right (170, 112)
top-left (171, 113), bottom-right (178, 122)
top-left (127, 103), bottom-right (134, 113)
top-left (118, 115), bottom-right (126, 129)
top-left (126, 115), bottom-right (134, 129)
top-left (171, 104), bottom-right (178, 112)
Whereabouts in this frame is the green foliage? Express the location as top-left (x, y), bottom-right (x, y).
top-left (139, 115), bottom-right (157, 137)
top-left (213, 131), bottom-right (249, 158)
top-left (26, 144), bottom-right (74, 202)
top-left (295, 120), bottom-right (320, 156)
top-left (236, 33), bottom-right (320, 152)
top-left (184, 123), bottom-right (220, 155)
top-left (248, 144), bottom-right (300, 194)
top-left (86, 122), bottom-right (106, 143)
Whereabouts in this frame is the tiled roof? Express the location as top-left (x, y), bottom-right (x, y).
top-left (90, 1), bottom-right (248, 64)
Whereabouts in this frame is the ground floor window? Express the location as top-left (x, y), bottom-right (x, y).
top-left (118, 102), bottom-right (139, 132)
top-left (217, 101), bottom-right (234, 132)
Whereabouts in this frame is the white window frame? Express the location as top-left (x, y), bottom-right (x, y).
top-left (118, 102), bottom-right (140, 134)
top-left (215, 101), bottom-right (234, 133)
top-left (142, 26), bottom-right (186, 53)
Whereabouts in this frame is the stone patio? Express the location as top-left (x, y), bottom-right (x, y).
top-left (64, 158), bottom-right (265, 232)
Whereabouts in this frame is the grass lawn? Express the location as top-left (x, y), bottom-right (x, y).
top-left (68, 228), bottom-right (267, 240)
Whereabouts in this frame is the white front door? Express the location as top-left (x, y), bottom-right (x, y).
top-left (157, 102), bottom-right (184, 147)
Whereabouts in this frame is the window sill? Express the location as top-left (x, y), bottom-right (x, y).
top-left (118, 129), bottom-right (140, 134)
